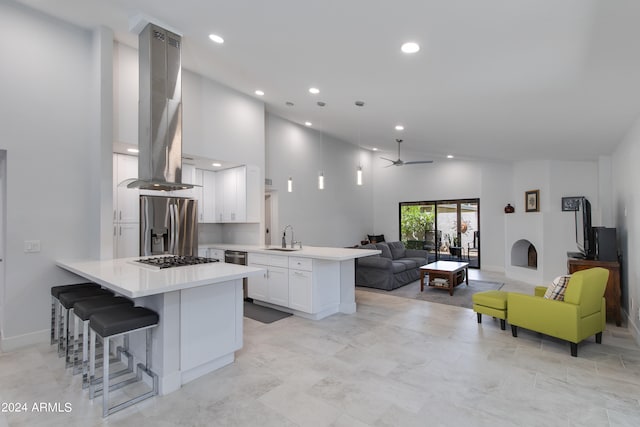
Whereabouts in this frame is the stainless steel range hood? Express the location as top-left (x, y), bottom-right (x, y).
top-left (122, 23), bottom-right (194, 191)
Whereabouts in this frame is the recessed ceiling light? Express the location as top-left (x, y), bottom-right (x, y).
top-left (305, 122), bottom-right (312, 127)
top-left (254, 90), bottom-right (264, 96)
top-left (372, 148), bottom-right (378, 151)
top-left (395, 125), bottom-right (404, 131)
top-left (208, 34), bottom-right (224, 44)
top-left (401, 42), bottom-right (420, 54)
top-left (212, 162), bottom-right (222, 167)
top-left (447, 155), bottom-right (454, 159)
top-left (309, 87), bottom-right (320, 95)
top-left (127, 148), bottom-right (139, 153)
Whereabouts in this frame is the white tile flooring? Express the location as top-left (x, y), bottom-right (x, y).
top-left (1, 270), bottom-right (640, 426)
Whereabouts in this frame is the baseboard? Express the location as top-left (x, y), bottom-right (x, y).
top-left (481, 264), bottom-right (505, 274)
top-left (0, 328), bottom-right (48, 352)
top-left (627, 313), bottom-right (640, 347)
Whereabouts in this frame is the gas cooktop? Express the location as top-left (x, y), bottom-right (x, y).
top-left (134, 255), bottom-right (219, 270)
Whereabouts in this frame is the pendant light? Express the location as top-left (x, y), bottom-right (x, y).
top-left (287, 176), bottom-right (293, 192)
top-left (317, 101), bottom-right (326, 190)
top-left (355, 100), bottom-right (365, 186)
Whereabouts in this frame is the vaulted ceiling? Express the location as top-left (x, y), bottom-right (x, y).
top-left (18, 0), bottom-right (640, 161)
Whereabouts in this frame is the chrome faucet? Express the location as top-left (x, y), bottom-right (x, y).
top-left (282, 225), bottom-right (294, 248)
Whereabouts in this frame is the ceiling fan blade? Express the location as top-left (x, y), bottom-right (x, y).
top-left (403, 160), bottom-right (434, 165)
top-left (380, 157), bottom-right (396, 163)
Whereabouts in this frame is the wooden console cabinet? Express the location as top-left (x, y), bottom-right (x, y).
top-left (567, 258), bottom-right (621, 326)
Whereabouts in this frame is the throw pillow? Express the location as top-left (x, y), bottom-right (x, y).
top-left (387, 241), bottom-right (406, 260)
top-left (375, 242), bottom-right (393, 259)
top-left (543, 275), bottom-right (572, 301)
top-left (368, 234), bottom-right (385, 243)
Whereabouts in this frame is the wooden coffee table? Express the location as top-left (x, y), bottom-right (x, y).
top-left (420, 261), bottom-right (469, 296)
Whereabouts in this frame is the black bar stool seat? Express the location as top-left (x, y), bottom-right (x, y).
top-left (72, 296), bottom-right (134, 383)
top-left (89, 306), bottom-right (159, 417)
top-left (50, 283), bottom-right (101, 346)
top-left (74, 296), bottom-right (132, 321)
top-left (58, 288), bottom-right (114, 366)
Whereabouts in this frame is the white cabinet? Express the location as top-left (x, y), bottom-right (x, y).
top-left (113, 153), bottom-right (139, 223)
top-left (113, 153), bottom-right (140, 258)
top-left (247, 253), bottom-right (340, 318)
top-left (215, 165), bottom-right (260, 223)
top-left (208, 248), bottom-right (225, 261)
top-left (171, 163), bottom-right (196, 198)
top-left (115, 223), bottom-right (140, 258)
top-left (195, 169), bottom-right (216, 223)
top-left (288, 269), bottom-right (312, 313)
top-left (248, 254), bottom-right (289, 306)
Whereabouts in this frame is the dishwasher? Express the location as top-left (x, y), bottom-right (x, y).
top-left (224, 250), bottom-right (249, 300)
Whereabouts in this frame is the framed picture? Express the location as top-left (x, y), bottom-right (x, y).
top-left (525, 190), bottom-right (540, 212)
top-left (561, 196), bottom-right (582, 212)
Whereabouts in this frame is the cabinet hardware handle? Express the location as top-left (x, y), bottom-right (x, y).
top-left (119, 211), bottom-right (122, 220)
top-left (113, 226), bottom-right (116, 236)
top-left (119, 226), bottom-right (122, 236)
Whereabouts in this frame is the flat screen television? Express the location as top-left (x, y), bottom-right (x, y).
top-left (574, 197), bottom-right (593, 259)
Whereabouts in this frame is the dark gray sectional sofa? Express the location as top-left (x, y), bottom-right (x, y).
top-left (356, 241), bottom-right (431, 291)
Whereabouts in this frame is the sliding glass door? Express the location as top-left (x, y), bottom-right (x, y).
top-left (399, 198), bottom-right (480, 268)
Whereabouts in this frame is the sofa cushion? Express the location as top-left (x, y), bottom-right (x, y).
top-left (387, 241), bottom-right (406, 260)
top-left (391, 261), bottom-right (408, 273)
top-left (404, 257), bottom-right (427, 267)
top-left (544, 275), bottom-right (572, 301)
top-left (359, 243), bottom-right (379, 255)
top-left (368, 234), bottom-right (385, 243)
top-left (375, 242), bottom-right (393, 259)
top-left (395, 259), bottom-right (418, 269)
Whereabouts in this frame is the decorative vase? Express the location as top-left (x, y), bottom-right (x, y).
top-left (504, 204), bottom-right (515, 214)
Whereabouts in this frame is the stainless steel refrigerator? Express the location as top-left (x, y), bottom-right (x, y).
top-left (140, 196), bottom-right (198, 256)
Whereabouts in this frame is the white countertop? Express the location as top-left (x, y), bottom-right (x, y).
top-left (200, 244), bottom-right (380, 261)
top-left (57, 257), bottom-right (264, 298)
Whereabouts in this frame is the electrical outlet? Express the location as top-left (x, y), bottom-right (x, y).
top-left (24, 240), bottom-right (41, 253)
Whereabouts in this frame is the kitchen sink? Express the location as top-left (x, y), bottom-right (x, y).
top-left (264, 247), bottom-right (301, 252)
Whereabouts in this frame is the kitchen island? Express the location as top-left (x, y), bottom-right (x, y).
top-left (200, 244), bottom-right (380, 319)
top-left (57, 257), bottom-right (264, 396)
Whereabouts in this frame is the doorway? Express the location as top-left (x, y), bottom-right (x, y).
top-left (265, 192), bottom-right (278, 246)
top-left (0, 150), bottom-right (5, 338)
top-left (399, 198), bottom-right (480, 268)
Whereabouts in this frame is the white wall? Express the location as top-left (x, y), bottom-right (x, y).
top-left (266, 114), bottom-right (373, 247)
top-left (371, 151), bottom-right (512, 272)
top-left (0, 1), bottom-right (100, 349)
top-left (612, 118), bottom-right (640, 342)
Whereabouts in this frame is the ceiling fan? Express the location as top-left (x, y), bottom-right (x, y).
top-left (381, 139), bottom-right (434, 167)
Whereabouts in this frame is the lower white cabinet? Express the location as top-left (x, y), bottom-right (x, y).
top-left (114, 222), bottom-right (139, 258)
top-left (248, 253), bottom-right (340, 318)
top-left (248, 254), bottom-right (289, 306)
top-left (288, 269), bottom-right (312, 313)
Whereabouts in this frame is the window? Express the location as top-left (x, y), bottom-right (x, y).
top-left (399, 198), bottom-right (480, 268)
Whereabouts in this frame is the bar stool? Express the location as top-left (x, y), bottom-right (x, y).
top-left (50, 283), bottom-right (100, 346)
top-left (88, 306), bottom-right (159, 417)
top-left (58, 288), bottom-right (114, 365)
top-left (71, 295), bottom-right (134, 382)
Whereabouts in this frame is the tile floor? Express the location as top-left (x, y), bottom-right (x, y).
top-left (1, 270), bottom-right (640, 426)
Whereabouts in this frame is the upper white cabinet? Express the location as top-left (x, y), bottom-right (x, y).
top-left (171, 163), bottom-right (197, 198)
top-left (195, 169), bottom-right (216, 223)
top-left (113, 153), bottom-right (139, 223)
top-left (214, 165), bottom-right (260, 223)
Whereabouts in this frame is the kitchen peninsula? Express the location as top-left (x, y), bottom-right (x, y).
top-left (201, 245), bottom-right (380, 319)
top-left (56, 257), bottom-right (264, 396)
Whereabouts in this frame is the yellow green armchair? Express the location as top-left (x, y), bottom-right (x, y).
top-left (507, 267), bottom-right (609, 357)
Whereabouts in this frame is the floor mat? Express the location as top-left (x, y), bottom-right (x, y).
top-left (243, 301), bottom-right (293, 323)
top-left (357, 279), bottom-right (503, 309)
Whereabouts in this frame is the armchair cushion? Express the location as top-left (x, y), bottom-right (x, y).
top-left (368, 234), bottom-right (385, 243)
top-left (507, 267), bottom-right (609, 354)
top-left (543, 275), bottom-right (572, 301)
